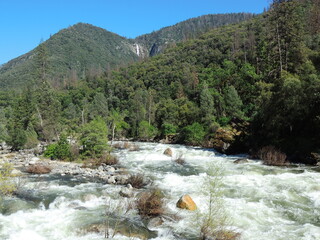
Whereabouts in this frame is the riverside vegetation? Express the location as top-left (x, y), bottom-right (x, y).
top-left (1, 0), bottom-right (319, 165)
top-left (0, 1), bottom-right (320, 237)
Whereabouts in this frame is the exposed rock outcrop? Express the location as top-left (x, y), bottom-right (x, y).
top-left (176, 194), bottom-right (197, 211)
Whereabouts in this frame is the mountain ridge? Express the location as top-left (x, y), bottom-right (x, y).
top-left (0, 13), bottom-right (256, 89)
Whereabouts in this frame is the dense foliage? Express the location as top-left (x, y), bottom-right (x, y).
top-left (0, 0), bottom-right (319, 164)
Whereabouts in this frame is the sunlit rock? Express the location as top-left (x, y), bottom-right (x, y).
top-left (176, 194), bottom-right (197, 211)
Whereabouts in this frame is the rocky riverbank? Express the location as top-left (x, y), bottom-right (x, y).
top-left (0, 145), bottom-right (130, 185)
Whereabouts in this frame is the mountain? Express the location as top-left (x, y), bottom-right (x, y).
top-left (0, 13), bottom-right (255, 89)
top-left (0, 23), bottom-right (140, 89)
top-left (135, 13), bottom-right (255, 56)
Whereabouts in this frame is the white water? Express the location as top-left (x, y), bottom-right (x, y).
top-left (1, 142), bottom-right (320, 240)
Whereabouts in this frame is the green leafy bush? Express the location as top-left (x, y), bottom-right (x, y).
top-left (182, 122), bottom-right (206, 145)
top-left (43, 135), bottom-right (71, 160)
top-left (138, 121), bottom-right (158, 141)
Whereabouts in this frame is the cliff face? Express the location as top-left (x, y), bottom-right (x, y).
top-left (135, 13), bottom-right (255, 56)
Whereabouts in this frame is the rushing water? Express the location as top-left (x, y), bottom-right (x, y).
top-left (1, 142), bottom-right (320, 240)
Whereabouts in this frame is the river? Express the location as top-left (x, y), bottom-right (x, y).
top-left (1, 142), bottom-right (320, 240)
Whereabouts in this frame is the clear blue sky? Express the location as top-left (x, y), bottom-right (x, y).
top-left (0, 0), bottom-right (269, 64)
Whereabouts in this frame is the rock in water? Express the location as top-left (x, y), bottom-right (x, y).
top-left (163, 148), bottom-right (173, 157)
top-left (119, 187), bottom-right (133, 198)
top-left (176, 194), bottom-right (197, 211)
top-left (233, 158), bottom-right (249, 164)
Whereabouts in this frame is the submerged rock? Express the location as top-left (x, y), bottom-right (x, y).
top-left (233, 158), bottom-right (249, 164)
top-left (82, 219), bottom-right (157, 240)
top-left (83, 194), bottom-right (97, 202)
top-left (147, 217), bottom-right (164, 229)
top-left (119, 186), bottom-right (133, 198)
top-left (163, 148), bottom-right (173, 157)
top-left (176, 194), bottom-right (197, 211)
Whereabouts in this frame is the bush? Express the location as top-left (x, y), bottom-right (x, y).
top-left (182, 122), bottom-right (206, 145)
top-left (127, 174), bottom-right (147, 189)
top-left (0, 161), bottom-right (16, 196)
top-left (198, 164), bottom-right (240, 240)
top-left (138, 121), bottom-right (158, 141)
top-left (26, 164), bottom-right (52, 174)
top-left (44, 143), bottom-right (58, 159)
top-left (162, 123), bottom-right (178, 136)
top-left (99, 153), bottom-right (119, 166)
top-left (43, 135), bottom-right (71, 160)
top-left (136, 189), bottom-right (164, 218)
top-left (258, 146), bottom-right (288, 166)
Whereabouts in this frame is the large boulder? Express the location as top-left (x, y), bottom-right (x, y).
top-left (176, 195), bottom-right (197, 211)
top-left (163, 148), bottom-right (173, 157)
top-left (211, 128), bottom-right (239, 153)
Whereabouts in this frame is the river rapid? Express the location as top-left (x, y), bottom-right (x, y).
top-left (1, 142), bottom-right (320, 240)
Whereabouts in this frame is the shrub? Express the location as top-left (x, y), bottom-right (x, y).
top-left (54, 135), bottom-right (71, 160)
top-left (198, 164), bottom-right (240, 240)
top-left (26, 164), bottom-right (52, 174)
top-left (162, 123), bottom-right (178, 136)
top-left (136, 189), bottom-right (164, 218)
top-left (44, 143), bottom-right (58, 159)
top-left (127, 174), bottom-right (147, 189)
top-left (100, 153), bottom-right (119, 166)
top-left (258, 146), bottom-right (288, 166)
top-left (182, 122), bottom-right (206, 145)
top-left (138, 121), bottom-right (158, 141)
top-left (0, 161), bottom-right (16, 196)
top-left (44, 135), bottom-right (72, 160)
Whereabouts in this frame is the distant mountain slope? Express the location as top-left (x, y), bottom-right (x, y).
top-left (0, 13), bottom-right (255, 89)
top-left (0, 23), bottom-right (140, 89)
top-left (135, 13), bottom-right (255, 56)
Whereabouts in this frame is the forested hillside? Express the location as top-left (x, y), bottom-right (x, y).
top-left (0, 14), bottom-right (254, 89)
top-left (0, 0), bottom-right (319, 165)
top-left (135, 13), bottom-right (255, 56)
top-left (0, 23), bottom-right (140, 89)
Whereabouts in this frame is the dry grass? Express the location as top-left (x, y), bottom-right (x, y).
top-left (136, 189), bottom-right (164, 218)
top-left (88, 153), bottom-right (119, 167)
top-left (127, 174), bottom-right (147, 189)
top-left (26, 164), bottom-right (52, 174)
top-left (258, 146), bottom-right (288, 166)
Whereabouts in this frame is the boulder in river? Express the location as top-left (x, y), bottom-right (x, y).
top-left (176, 194), bottom-right (197, 211)
top-left (119, 186), bottom-right (133, 198)
top-left (163, 148), bottom-right (173, 157)
top-left (233, 158), bottom-right (249, 164)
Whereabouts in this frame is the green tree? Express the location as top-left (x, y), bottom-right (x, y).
top-left (35, 81), bottom-right (61, 141)
top-left (223, 85), bottom-right (244, 120)
top-left (89, 92), bottom-right (108, 121)
top-left (6, 89), bottom-right (35, 150)
top-left (200, 82), bottom-right (216, 124)
top-left (107, 110), bottom-right (129, 141)
top-left (80, 117), bottom-right (109, 158)
top-left (138, 121), bottom-right (158, 141)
